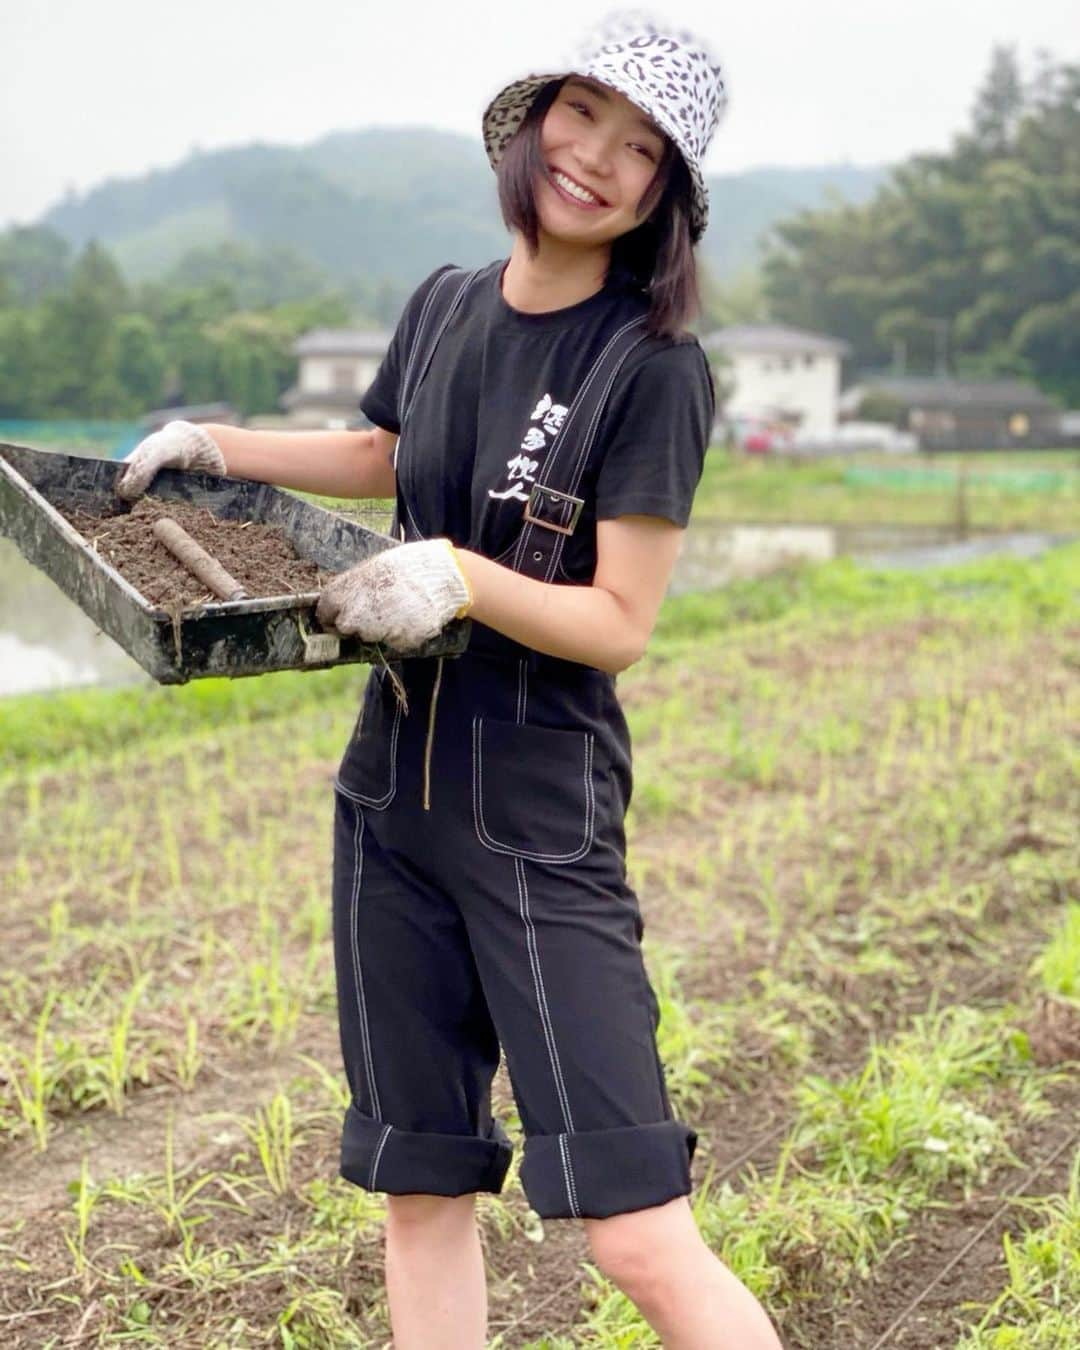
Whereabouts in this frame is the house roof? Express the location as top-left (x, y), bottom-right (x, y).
top-left (701, 323), bottom-right (851, 357)
top-left (842, 376), bottom-right (1058, 412)
top-left (294, 328), bottom-right (391, 358)
top-left (139, 402), bottom-right (237, 430)
top-left (280, 386), bottom-right (364, 411)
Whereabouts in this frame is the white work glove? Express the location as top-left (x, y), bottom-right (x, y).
top-left (115, 420), bottom-right (227, 501)
top-left (316, 539), bottom-right (473, 650)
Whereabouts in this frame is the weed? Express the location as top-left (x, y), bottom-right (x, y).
top-left (956, 1151), bottom-right (1080, 1347)
top-left (1032, 902), bottom-right (1080, 1000)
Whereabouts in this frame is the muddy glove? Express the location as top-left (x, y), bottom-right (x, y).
top-left (115, 420), bottom-right (227, 501)
top-left (316, 539), bottom-right (473, 649)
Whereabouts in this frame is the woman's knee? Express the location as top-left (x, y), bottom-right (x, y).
top-left (386, 1192), bottom-right (477, 1235)
top-left (583, 1198), bottom-right (695, 1302)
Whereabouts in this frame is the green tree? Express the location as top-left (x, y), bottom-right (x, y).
top-left (112, 313), bottom-right (168, 411)
top-left (145, 283), bottom-right (238, 406)
top-left (697, 261), bottom-right (768, 333)
top-left (761, 52), bottom-right (1079, 400)
top-left (210, 313), bottom-right (294, 416)
top-left (165, 240), bottom-right (336, 310)
top-left (0, 225), bottom-right (71, 306)
top-left (1012, 291), bottom-right (1080, 405)
top-left (971, 45), bottom-right (1025, 156)
top-left (0, 309), bottom-right (46, 415)
top-left (36, 241), bottom-right (129, 414)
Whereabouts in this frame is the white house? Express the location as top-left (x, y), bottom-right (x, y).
top-left (701, 324), bottom-right (850, 436)
top-left (281, 329), bottom-right (391, 427)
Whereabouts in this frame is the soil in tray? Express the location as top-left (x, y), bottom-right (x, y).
top-left (57, 496), bottom-right (338, 609)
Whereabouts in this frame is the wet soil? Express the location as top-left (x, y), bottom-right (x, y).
top-left (57, 496), bottom-right (333, 608)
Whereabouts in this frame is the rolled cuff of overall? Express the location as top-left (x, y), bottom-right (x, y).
top-left (340, 1104), bottom-right (514, 1197)
top-left (520, 1119), bottom-right (698, 1220)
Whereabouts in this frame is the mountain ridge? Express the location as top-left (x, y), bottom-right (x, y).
top-left (39, 127), bottom-right (888, 291)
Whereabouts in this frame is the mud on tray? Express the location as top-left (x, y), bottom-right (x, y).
top-left (58, 495), bottom-right (334, 609)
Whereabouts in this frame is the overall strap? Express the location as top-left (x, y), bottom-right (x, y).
top-left (509, 316), bottom-right (651, 582)
top-left (392, 264), bottom-right (485, 542)
top-left (398, 265), bottom-right (485, 429)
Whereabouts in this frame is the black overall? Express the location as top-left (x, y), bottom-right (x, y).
top-left (331, 268), bottom-right (698, 1220)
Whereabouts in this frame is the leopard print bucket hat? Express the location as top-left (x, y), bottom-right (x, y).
top-left (482, 10), bottom-right (727, 241)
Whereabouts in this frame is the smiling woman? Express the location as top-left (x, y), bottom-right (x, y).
top-left (493, 72), bottom-right (699, 337)
top-left (104, 11), bottom-right (785, 1349)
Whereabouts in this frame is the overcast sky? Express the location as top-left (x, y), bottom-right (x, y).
top-left (2, 0), bottom-right (1076, 229)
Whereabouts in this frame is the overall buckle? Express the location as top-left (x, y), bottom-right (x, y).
top-left (522, 483), bottom-right (585, 536)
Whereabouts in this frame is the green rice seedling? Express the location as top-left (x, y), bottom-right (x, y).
top-left (750, 857), bottom-right (784, 947)
top-left (294, 1055), bottom-right (351, 1119)
top-left (1032, 902), bottom-right (1080, 1000)
top-left (103, 971), bottom-right (151, 1115)
top-left (237, 1089), bottom-right (302, 1196)
top-left (22, 773), bottom-right (42, 828)
top-left (224, 930), bottom-right (304, 1047)
top-left (180, 741), bottom-right (204, 797)
top-left (800, 865), bottom-right (842, 923)
top-left (124, 861), bottom-right (146, 922)
top-left (800, 712), bottom-right (866, 760)
top-left (955, 1151), bottom-right (1080, 1347)
top-left (99, 1116), bottom-right (228, 1249)
top-left (174, 1011), bottom-right (202, 1092)
top-left (199, 786), bottom-right (225, 846)
top-left (43, 897), bottom-right (70, 951)
top-left (155, 796), bottom-right (183, 893)
top-left (0, 990), bottom-right (57, 1148)
top-left (63, 1156), bottom-right (99, 1282)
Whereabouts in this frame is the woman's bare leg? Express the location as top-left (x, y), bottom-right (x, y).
top-left (384, 1193), bottom-right (487, 1349)
top-left (584, 1197), bottom-right (784, 1349)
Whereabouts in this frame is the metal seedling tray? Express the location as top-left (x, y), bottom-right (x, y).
top-left (0, 443), bottom-right (469, 684)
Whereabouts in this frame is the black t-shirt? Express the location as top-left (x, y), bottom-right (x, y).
top-left (360, 259), bottom-right (714, 584)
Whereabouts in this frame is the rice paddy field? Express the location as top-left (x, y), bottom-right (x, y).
top-left (1, 527), bottom-right (1078, 1347)
top-left (692, 448), bottom-right (1079, 532)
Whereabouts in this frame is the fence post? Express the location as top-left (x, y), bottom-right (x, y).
top-left (954, 459), bottom-right (970, 540)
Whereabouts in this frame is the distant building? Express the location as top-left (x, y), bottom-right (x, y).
top-left (839, 376), bottom-right (1061, 449)
top-left (701, 324), bottom-right (850, 436)
top-left (281, 329), bottom-right (391, 427)
top-left (1055, 409), bottom-right (1080, 438)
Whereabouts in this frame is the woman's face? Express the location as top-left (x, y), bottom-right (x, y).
top-left (535, 77), bottom-right (667, 248)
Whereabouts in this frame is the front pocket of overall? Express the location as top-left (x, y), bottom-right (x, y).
top-left (334, 670), bottom-right (402, 810)
top-left (472, 716), bottom-right (597, 863)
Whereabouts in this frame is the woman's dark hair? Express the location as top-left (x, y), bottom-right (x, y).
top-left (495, 79), bottom-right (700, 339)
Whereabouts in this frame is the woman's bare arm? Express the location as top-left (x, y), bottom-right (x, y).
top-left (456, 515), bottom-right (683, 676)
top-left (202, 423), bottom-right (398, 499)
